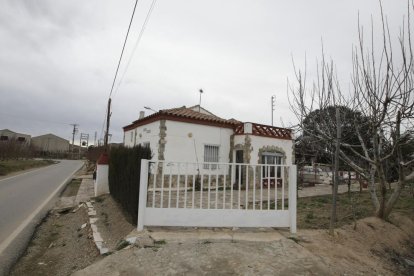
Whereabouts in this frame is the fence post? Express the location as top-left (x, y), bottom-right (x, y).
top-left (137, 159), bottom-right (149, 231)
top-left (289, 165), bottom-right (297, 234)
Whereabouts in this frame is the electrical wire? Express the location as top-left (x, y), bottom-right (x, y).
top-left (108, 0), bottom-right (140, 99)
top-left (112, 0), bottom-right (158, 99)
top-left (100, 0), bottom-right (140, 142)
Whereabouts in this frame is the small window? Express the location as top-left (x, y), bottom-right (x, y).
top-left (262, 152), bottom-right (283, 178)
top-left (17, 137), bottom-right (26, 142)
top-left (0, 136), bottom-right (8, 141)
top-left (204, 145), bottom-right (219, 169)
top-left (143, 142), bottom-right (150, 148)
top-left (130, 132), bottom-right (133, 142)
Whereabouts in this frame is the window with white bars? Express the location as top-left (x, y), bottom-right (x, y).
top-left (204, 145), bottom-right (219, 169)
top-left (261, 152), bottom-right (283, 178)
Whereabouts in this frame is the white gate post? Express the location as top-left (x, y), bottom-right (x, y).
top-left (289, 165), bottom-right (297, 234)
top-left (137, 159), bottom-right (149, 231)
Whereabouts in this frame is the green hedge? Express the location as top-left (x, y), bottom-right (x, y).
top-left (108, 145), bottom-right (151, 225)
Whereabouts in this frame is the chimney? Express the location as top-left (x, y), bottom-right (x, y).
top-left (139, 111), bottom-right (145, 119)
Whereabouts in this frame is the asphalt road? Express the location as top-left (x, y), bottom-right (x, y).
top-left (0, 159), bottom-right (83, 275)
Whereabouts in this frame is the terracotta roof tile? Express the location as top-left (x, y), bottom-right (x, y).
top-left (124, 106), bottom-right (239, 131)
top-left (159, 106), bottom-right (237, 125)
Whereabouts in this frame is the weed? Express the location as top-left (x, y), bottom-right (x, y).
top-left (306, 212), bottom-right (315, 220)
top-left (115, 240), bottom-right (130, 251)
top-left (154, 240), bottom-right (167, 245)
top-left (315, 197), bottom-right (329, 204)
top-left (287, 236), bottom-right (300, 243)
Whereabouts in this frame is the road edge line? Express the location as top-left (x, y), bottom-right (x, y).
top-left (0, 162), bottom-right (84, 254)
top-left (0, 162), bottom-right (59, 183)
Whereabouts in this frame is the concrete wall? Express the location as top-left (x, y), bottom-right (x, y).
top-left (95, 164), bottom-right (109, 196)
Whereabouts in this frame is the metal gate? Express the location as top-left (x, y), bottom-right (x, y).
top-left (137, 160), bottom-right (296, 233)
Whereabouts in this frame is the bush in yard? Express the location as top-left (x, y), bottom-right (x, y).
top-left (108, 145), bottom-right (151, 225)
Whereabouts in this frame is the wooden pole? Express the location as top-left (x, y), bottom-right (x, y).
top-left (104, 98), bottom-right (112, 152)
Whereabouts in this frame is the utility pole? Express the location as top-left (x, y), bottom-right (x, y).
top-left (271, 95), bottom-right (276, 126)
top-left (94, 131), bottom-right (97, 146)
top-left (198, 89), bottom-right (203, 112)
top-left (104, 98), bottom-right (112, 151)
top-left (70, 124), bottom-right (78, 159)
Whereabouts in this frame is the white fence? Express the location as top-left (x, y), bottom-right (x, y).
top-left (138, 160), bottom-right (297, 233)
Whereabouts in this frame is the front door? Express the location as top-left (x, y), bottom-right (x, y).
top-left (235, 150), bottom-right (244, 186)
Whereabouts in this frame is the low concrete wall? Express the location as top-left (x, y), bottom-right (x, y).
top-left (95, 164), bottom-right (109, 196)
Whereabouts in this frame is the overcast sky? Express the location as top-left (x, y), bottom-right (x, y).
top-left (0, 0), bottom-right (408, 144)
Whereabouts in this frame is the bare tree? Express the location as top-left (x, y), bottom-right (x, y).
top-left (289, 2), bottom-right (414, 220)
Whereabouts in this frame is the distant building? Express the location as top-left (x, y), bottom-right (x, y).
top-left (32, 133), bottom-right (69, 153)
top-left (0, 129), bottom-right (31, 145)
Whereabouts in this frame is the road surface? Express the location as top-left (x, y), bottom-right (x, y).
top-left (0, 159), bottom-right (83, 275)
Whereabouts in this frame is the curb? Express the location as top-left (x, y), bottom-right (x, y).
top-left (86, 201), bottom-right (109, 254)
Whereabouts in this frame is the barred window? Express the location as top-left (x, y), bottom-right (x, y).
top-left (204, 145), bottom-right (219, 169)
top-left (262, 152), bottom-right (283, 178)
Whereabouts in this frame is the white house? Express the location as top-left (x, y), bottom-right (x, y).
top-left (123, 105), bottom-right (294, 173)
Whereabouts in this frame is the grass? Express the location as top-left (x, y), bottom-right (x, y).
top-left (296, 186), bottom-right (414, 229)
top-left (0, 159), bottom-right (56, 176)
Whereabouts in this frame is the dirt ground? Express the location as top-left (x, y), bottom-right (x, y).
top-left (296, 213), bottom-right (414, 275)
top-left (10, 205), bottom-right (101, 276)
top-left (92, 195), bottom-right (135, 251)
top-left (73, 213), bottom-right (414, 275)
top-left (10, 176), bottom-right (414, 275)
top-left (10, 164), bottom-right (99, 276)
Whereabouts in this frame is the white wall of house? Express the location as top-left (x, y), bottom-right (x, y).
top-left (124, 121), bottom-right (160, 160)
top-left (234, 134), bottom-right (293, 165)
top-left (250, 136), bottom-right (293, 165)
top-left (163, 121), bottom-right (233, 174)
top-left (124, 120), bottom-right (293, 175)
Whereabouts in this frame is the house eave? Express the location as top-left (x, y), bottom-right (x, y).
top-left (123, 113), bottom-right (236, 131)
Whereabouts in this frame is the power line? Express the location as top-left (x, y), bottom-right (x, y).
top-left (112, 0), bottom-right (158, 99)
top-left (108, 0), bottom-right (140, 99)
top-left (101, 0), bottom-right (140, 145)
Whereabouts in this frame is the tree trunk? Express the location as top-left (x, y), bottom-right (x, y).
top-left (329, 108), bottom-right (341, 235)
